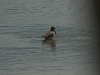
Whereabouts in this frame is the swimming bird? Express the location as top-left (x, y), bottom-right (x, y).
top-left (42, 26), bottom-right (56, 39)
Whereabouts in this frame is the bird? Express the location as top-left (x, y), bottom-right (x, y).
top-left (42, 26), bottom-right (56, 39)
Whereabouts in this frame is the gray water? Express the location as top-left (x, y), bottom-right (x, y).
top-left (0, 0), bottom-right (99, 75)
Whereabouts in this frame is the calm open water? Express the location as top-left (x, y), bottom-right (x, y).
top-left (0, 0), bottom-right (99, 75)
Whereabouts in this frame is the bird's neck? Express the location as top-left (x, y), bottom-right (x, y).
top-left (50, 29), bottom-right (56, 34)
top-left (50, 29), bottom-right (55, 31)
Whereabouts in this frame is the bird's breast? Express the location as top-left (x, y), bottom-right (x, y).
top-left (53, 32), bottom-right (56, 36)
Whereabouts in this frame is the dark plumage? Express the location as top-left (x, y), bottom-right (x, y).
top-left (42, 26), bottom-right (56, 39)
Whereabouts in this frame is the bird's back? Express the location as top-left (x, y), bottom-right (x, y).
top-left (42, 31), bottom-right (55, 38)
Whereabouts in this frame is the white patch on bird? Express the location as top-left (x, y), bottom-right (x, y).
top-left (53, 32), bottom-right (56, 36)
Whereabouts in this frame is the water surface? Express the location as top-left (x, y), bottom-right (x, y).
top-left (0, 0), bottom-right (99, 75)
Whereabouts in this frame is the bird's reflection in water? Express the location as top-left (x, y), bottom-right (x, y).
top-left (42, 39), bottom-right (56, 52)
